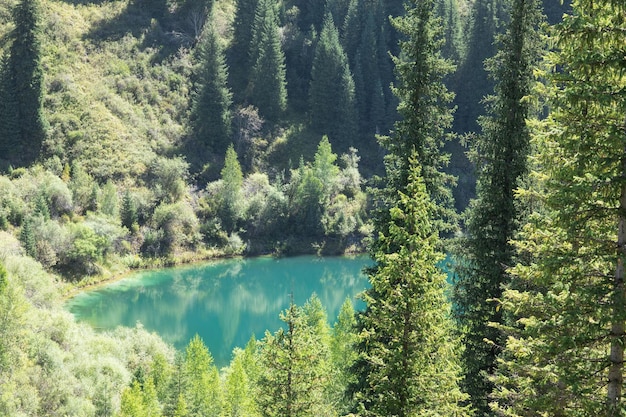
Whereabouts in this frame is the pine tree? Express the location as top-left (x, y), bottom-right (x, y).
top-left (247, 0), bottom-right (287, 122)
top-left (492, 0), bottom-right (626, 414)
top-left (19, 217), bottom-right (36, 258)
top-left (189, 13), bottom-right (233, 161)
top-left (309, 11), bottom-right (357, 152)
top-left (452, 0), bottom-right (544, 413)
top-left (0, 0), bottom-right (46, 167)
top-left (351, 156), bottom-right (469, 416)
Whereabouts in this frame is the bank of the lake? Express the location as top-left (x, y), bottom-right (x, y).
top-left (66, 254), bottom-right (372, 367)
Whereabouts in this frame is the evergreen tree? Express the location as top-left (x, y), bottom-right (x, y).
top-left (0, 0), bottom-right (46, 167)
top-left (351, 157), bottom-right (469, 416)
top-left (309, 11), bottom-right (357, 152)
top-left (376, 0), bottom-right (457, 238)
top-left (121, 190), bottom-right (138, 231)
top-left (492, 0), bottom-right (626, 414)
top-left (452, 0), bottom-right (544, 413)
top-left (229, 0), bottom-right (260, 98)
top-left (219, 145), bottom-right (243, 233)
top-left (257, 298), bottom-right (332, 417)
top-left (189, 14), bottom-right (233, 161)
top-left (330, 298), bottom-right (358, 414)
top-left (19, 217), bottom-right (36, 258)
top-left (247, 0), bottom-right (287, 122)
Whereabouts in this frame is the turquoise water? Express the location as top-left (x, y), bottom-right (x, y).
top-left (66, 255), bottom-right (372, 367)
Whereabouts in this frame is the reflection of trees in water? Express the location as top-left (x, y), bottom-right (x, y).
top-left (68, 255), bottom-right (370, 365)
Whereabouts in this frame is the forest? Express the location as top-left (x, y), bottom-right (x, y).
top-left (2, 0), bottom-right (625, 415)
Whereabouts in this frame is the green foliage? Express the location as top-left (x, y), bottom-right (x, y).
top-left (219, 145), bottom-right (244, 233)
top-left (309, 12), bottom-right (357, 152)
top-left (121, 190), bottom-right (139, 231)
top-left (189, 13), bottom-right (233, 163)
top-left (149, 156), bottom-right (189, 204)
top-left (65, 222), bottom-right (109, 275)
top-left (247, 0), bottom-right (287, 122)
top-left (492, 0), bottom-right (626, 415)
top-left (100, 180), bottom-right (119, 219)
top-left (224, 348), bottom-right (260, 417)
top-left (0, 0), bottom-right (46, 167)
top-left (146, 201), bottom-right (199, 257)
top-left (351, 158), bottom-right (469, 416)
top-left (330, 297), bottom-right (358, 414)
top-left (182, 335), bottom-right (222, 416)
top-left (257, 297), bottom-right (333, 417)
top-left (452, 0), bottom-right (544, 413)
top-left (379, 0), bottom-right (457, 237)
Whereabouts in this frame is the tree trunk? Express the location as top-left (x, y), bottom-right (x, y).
top-left (608, 146), bottom-right (626, 412)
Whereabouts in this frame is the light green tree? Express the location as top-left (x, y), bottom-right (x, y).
top-left (257, 298), bottom-right (333, 417)
top-left (182, 335), bottom-right (222, 417)
top-left (219, 145), bottom-right (244, 233)
top-left (492, 0), bottom-right (626, 415)
top-left (224, 348), bottom-right (259, 417)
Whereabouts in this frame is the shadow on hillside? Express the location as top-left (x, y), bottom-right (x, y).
top-left (75, 0), bottom-right (189, 62)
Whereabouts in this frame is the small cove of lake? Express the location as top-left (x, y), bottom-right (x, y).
top-left (66, 255), bottom-right (372, 367)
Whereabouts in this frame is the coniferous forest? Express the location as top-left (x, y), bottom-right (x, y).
top-left (5, 0), bottom-right (626, 415)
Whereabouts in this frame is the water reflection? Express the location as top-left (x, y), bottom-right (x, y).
top-left (67, 255), bottom-right (371, 367)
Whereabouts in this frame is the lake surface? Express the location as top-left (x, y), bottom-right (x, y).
top-left (66, 255), bottom-right (372, 367)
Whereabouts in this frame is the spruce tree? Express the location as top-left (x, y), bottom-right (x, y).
top-left (309, 11), bottom-right (357, 152)
top-left (376, 0), bottom-right (457, 238)
top-left (351, 156), bottom-right (469, 416)
top-left (492, 0), bottom-right (626, 414)
top-left (452, 0), bottom-right (544, 413)
top-left (247, 0), bottom-right (287, 122)
top-left (229, 0), bottom-right (259, 98)
top-left (0, 0), bottom-right (46, 167)
top-left (189, 13), bottom-right (233, 161)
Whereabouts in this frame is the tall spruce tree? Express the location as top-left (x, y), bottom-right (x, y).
top-left (491, 0), bottom-right (626, 415)
top-left (452, 0), bottom-right (544, 414)
top-left (309, 10), bottom-right (357, 153)
top-left (247, 0), bottom-right (287, 122)
top-left (228, 0), bottom-right (259, 99)
top-left (189, 13), bottom-right (233, 162)
top-left (377, 0), bottom-right (457, 237)
top-left (0, 0), bottom-right (46, 167)
top-left (351, 156), bottom-right (469, 416)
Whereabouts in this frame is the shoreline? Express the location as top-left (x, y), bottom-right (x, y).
top-left (63, 238), bottom-right (368, 300)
